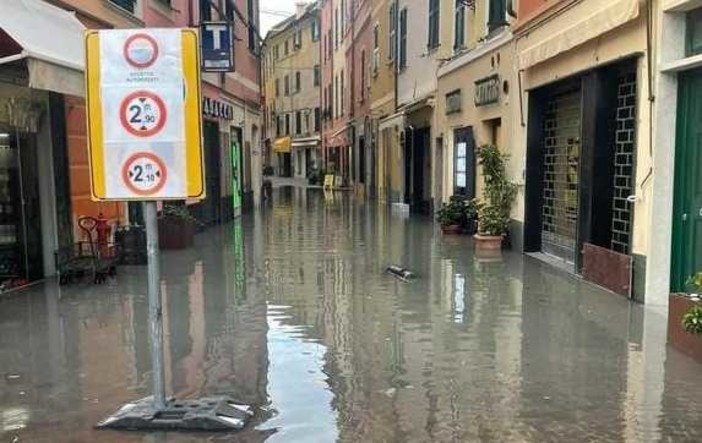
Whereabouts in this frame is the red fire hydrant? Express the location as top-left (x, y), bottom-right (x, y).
top-left (95, 212), bottom-right (111, 256)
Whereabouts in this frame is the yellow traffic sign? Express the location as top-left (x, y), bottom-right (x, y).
top-left (85, 29), bottom-right (205, 201)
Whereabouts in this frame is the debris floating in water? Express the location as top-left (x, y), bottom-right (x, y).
top-left (386, 265), bottom-right (415, 281)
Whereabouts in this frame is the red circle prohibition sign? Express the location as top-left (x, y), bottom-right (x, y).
top-left (119, 90), bottom-right (168, 138)
top-left (122, 152), bottom-right (168, 196)
top-left (123, 33), bottom-right (159, 69)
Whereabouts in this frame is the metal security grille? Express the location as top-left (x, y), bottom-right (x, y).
top-left (541, 89), bottom-right (582, 263)
top-left (610, 72), bottom-right (637, 254)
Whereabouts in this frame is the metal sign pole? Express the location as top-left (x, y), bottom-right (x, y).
top-left (92, 28), bottom-right (252, 432)
top-left (144, 201), bottom-right (166, 409)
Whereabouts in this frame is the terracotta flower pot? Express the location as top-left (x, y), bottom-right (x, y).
top-left (668, 294), bottom-right (702, 363)
top-left (158, 217), bottom-right (195, 250)
top-left (441, 225), bottom-right (463, 235)
top-left (474, 234), bottom-right (503, 251)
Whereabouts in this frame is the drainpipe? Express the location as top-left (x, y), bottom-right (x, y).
top-left (393, 0), bottom-right (399, 112)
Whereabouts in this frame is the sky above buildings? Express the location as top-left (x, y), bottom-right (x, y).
top-left (260, 0), bottom-right (299, 36)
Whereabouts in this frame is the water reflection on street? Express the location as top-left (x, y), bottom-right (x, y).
top-left (2, 187), bottom-right (702, 442)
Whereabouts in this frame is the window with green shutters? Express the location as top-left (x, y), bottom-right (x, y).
top-left (399, 8), bottom-right (407, 69)
top-left (488, 0), bottom-right (507, 33)
top-left (687, 8), bottom-right (702, 57)
top-left (454, 0), bottom-right (466, 51)
top-left (428, 0), bottom-right (440, 49)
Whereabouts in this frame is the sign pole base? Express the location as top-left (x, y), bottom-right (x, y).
top-left (96, 202), bottom-right (253, 432)
top-left (96, 396), bottom-right (253, 431)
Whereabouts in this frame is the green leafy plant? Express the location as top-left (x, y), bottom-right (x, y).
top-left (684, 306), bottom-right (702, 334)
top-left (161, 202), bottom-right (205, 227)
top-left (476, 144), bottom-right (518, 236)
top-left (437, 195), bottom-right (482, 229)
top-left (437, 197), bottom-right (466, 227)
top-left (682, 272), bottom-right (702, 334)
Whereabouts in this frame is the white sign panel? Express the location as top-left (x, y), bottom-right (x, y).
top-left (98, 30), bottom-right (186, 199)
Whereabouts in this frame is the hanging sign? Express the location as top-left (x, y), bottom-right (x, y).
top-left (201, 22), bottom-right (234, 72)
top-left (85, 28), bottom-right (205, 200)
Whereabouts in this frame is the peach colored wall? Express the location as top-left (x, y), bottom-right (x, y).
top-left (516, 0), bottom-right (566, 29)
top-left (65, 96), bottom-right (124, 232)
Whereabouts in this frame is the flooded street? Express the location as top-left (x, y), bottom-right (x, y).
top-left (2, 188), bottom-right (702, 442)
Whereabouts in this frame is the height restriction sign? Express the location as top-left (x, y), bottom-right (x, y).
top-left (85, 29), bottom-right (205, 200)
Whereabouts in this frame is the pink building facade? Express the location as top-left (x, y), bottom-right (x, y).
top-left (143, 0), bottom-right (262, 218)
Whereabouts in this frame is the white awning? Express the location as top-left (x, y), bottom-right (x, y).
top-left (0, 0), bottom-right (86, 97)
top-left (519, 0), bottom-right (639, 70)
top-left (378, 112), bottom-right (405, 132)
top-left (292, 136), bottom-right (321, 148)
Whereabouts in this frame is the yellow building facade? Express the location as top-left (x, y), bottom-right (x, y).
top-left (263, 3), bottom-right (321, 178)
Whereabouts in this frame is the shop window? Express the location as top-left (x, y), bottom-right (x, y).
top-left (687, 8), bottom-right (702, 57)
top-left (428, 0), bottom-right (440, 49)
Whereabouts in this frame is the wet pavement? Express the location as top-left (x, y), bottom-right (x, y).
top-left (2, 188), bottom-right (702, 442)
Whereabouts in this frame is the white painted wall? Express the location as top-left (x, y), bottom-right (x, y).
top-left (397, 0), bottom-right (441, 107)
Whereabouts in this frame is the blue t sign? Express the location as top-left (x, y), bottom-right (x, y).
top-left (201, 21), bottom-right (234, 72)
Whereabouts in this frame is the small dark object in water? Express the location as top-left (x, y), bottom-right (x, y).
top-left (386, 265), bottom-right (415, 281)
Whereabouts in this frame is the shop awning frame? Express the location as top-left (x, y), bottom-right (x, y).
top-left (0, 0), bottom-right (86, 97)
top-left (519, 0), bottom-right (640, 70)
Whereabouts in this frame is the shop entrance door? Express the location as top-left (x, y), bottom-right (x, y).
top-left (673, 70), bottom-right (702, 291)
top-left (541, 89), bottom-right (582, 264)
top-left (202, 121), bottom-right (222, 225)
top-left (231, 127), bottom-right (242, 212)
top-left (0, 130), bottom-right (43, 288)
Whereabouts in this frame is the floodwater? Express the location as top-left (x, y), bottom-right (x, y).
top-left (2, 187), bottom-right (702, 442)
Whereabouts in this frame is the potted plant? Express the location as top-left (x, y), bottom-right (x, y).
top-left (475, 144), bottom-right (518, 251)
top-left (437, 196), bottom-right (465, 234)
top-left (158, 202), bottom-right (201, 250)
top-left (462, 197), bottom-right (481, 235)
top-left (669, 272), bottom-right (702, 363)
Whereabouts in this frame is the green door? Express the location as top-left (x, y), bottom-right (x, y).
top-left (231, 140), bottom-right (242, 211)
top-left (673, 70), bottom-right (702, 291)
